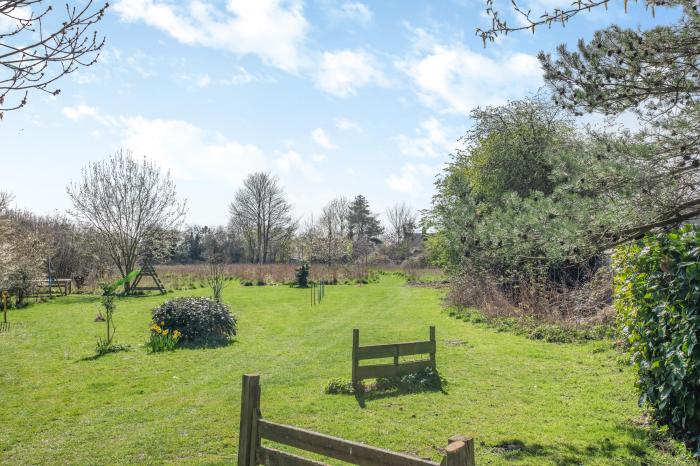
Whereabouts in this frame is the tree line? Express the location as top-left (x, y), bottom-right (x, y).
top-left (0, 151), bottom-right (424, 300)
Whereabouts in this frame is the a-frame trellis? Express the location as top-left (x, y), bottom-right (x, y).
top-left (127, 259), bottom-right (166, 295)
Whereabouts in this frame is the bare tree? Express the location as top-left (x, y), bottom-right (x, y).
top-left (319, 197), bottom-right (350, 266)
top-left (207, 261), bottom-right (227, 303)
top-left (67, 149), bottom-right (187, 287)
top-left (228, 172), bottom-right (295, 264)
top-left (1, 1), bottom-right (108, 118)
top-left (386, 203), bottom-right (417, 247)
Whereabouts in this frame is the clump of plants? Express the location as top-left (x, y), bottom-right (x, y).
top-left (151, 297), bottom-right (237, 346)
top-left (374, 366), bottom-right (446, 393)
top-left (94, 271), bottom-right (138, 356)
top-left (295, 262), bottom-right (310, 288)
top-left (614, 226), bottom-right (700, 455)
top-left (324, 378), bottom-right (356, 395)
top-left (325, 367), bottom-right (446, 396)
top-left (147, 322), bottom-right (182, 352)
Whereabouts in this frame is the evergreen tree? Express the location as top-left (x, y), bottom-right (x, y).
top-left (347, 195), bottom-right (383, 241)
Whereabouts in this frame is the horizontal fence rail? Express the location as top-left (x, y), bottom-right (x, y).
top-left (352, 326), bottom-right (436, 386)
top-left (238, 374), bottom-right (475, 466)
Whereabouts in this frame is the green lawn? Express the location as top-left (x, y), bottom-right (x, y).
top-left (0, 275), bottom-right (693, 465)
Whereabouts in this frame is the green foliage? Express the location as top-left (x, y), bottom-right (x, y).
top-left (347, 195), bottom-right (383, 241)
top-left (425, 96), bottom-right (660, 293)
top-left (537, 3), bottom-right (700, 240)
top-left (151, 297), bottom-right (237, 345)
top-left (614, 226), bottom-right (700, 455)
top-left (294, 262), bottom-right (310, 288)
top-left (324, 378), bottom-right (356, 395)
top-left (100, 269), bottom-right (140, 296)
top-left (374, 366), bottom-right (446, 393)
top-left (94, 294), bottom-right (117, 355)
top-left (147, 322), bottom-right (181, 352)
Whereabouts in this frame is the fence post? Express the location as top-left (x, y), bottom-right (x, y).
top-left (429, 326), bottom-right (436, 368)
top-left (352, 329), bottom-right (360, 387)
top-left (448, 435), bottom-right (475, 466)
top-left (238, 374), bottom-right (260, 466)
top-left (393, 343), bottom-right (399, 368)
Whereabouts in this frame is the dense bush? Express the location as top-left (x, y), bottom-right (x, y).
top-left (295, 262), bottom-right (309, 288)
top-left (151, 297), bottom-right (237, 344)
top-left (614, 226), bottom-right (700, 455)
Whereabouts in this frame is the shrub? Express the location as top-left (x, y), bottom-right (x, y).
top-left (151, 297), bottom-right (237, 344)
top-left (295, 262), bottom-right (309, 288)
top-left (324, 379), bottom-right (356, 395)
top-left (614, 226), bottom-right (700, 454)
top-left (374, 366), bottom-right (446, 393)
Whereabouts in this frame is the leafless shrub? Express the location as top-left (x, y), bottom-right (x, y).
top-left (447, 264), bottom-right (614, 327)
top-left (207, 261), bottom-right (227, 303)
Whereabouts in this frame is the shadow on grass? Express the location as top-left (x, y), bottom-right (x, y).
top-left (485, 421), bottom-right (684, 465)
top-left (354, 383), bottom-right (448, 408)
top-left (77, 344), bottom-right (130, 362)
top-left (172, 337), bottom-right (237, 351)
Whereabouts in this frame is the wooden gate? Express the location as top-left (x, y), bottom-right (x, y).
top-left (352, 326), bottom-right (436, 386)
top-left (237, 374), bottom-right (475, 466)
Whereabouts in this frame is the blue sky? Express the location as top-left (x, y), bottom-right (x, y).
top-left (0, 0), bottom-right (679, 225)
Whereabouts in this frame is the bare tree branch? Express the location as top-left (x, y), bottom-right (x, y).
top-left (0, 0), bottom-right (108, 118)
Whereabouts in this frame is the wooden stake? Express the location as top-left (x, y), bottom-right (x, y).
top-left (238, 374), bottom-right (261, 466)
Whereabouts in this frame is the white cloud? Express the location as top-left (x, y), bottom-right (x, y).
top-left (62, 105), bottom-right (117, 126)
top-left (397, 117), bottom-right (458, 158)
top-left (396, 30), bottom-right (543, 114)
top-left (113, 0), bottom-right (310, 73)
top-left (196, 74), bottom-right (211, 88)
top-left (335, 118), bottom-right (362, 132)
top-left (218, 66), bottom-right (277, 86)
top-left (62, 105), bottom-right (100, 121)
top-left (311, 128), bottom-right (337, 150)
top-left (386, 163), bottom-right (437, 194)
top-left (122, 116), bottom-right (270, 181)
top-left (315, 49), bottom-right (387, 97)
top-left (60, 106), bottom-right (320, 185)
top-left (333, 2), bottom-right (372, 24)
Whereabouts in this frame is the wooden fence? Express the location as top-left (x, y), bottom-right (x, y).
top-left (238, 374), bottom-right (475, 466)
top-left (352, 326), bottom-right (436, 386)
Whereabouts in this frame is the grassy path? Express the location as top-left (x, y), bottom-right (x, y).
top-left (0, 275), bottom-right (691, 464)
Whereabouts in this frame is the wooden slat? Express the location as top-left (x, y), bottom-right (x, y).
top-left (356, 360), bottom-right (432, 380)
top-left (256, 446), bottom-right (328, 466)
top-left (356, 340), bottom-right (435, 360)
top-left (258, 420), bottom-right (440, 466)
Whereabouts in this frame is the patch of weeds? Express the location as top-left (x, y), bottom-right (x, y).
top-left (324, 379), bottom-right (356, 395)
top-left (374, 366), bottom-right (447, 393)
top-left (325, 367), bottom-right (446, 396)
top-left (241, 280), bottom-right (254, 286)
top-left (448, 307), bottom-right (614, 344)
top-left (93, 341), bottom-right (130, 358)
